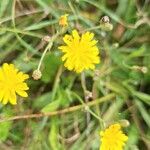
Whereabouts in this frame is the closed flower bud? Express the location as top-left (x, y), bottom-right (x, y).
top-left (85, 91), bottom-right (93, 100)
top-left (100, 16), bottom-right (110, 23)
top-left (141, 66), bottom-right (148, 74)
top-left (132, 65), bottom-right (148, 74)
top-left (100, 22), bottom-right (113, 31)
top-left (32, 69), bottom-right (42, 80)
top-left (119, 119), bottom-right (130, 127)
top-left (100, 16), bottom-right (113, 31)
top-left (112, 43), bottom-right (119, 48)
top-left (42, 36), bottom-right (51, 42)
top-left (59, 14), bottom-right (69, 27)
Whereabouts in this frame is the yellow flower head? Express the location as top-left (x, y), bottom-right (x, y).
top-left (58, 30), bottom-right (100, 73)
top-left (100, 124), bottom-right (128, 150)
top-left (0, 63), bottom-right (29, 105)
top-left (59, 14), bottom-right (68, 27)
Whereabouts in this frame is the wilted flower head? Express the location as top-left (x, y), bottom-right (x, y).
top-left (58, 30), bottom-right (100, 73)
top-left (59, 14), bottom-right (69, 27)
top-left (100, 123), bottom-right (128, 150)
top-left (0, 63), bottom-right (29, 105)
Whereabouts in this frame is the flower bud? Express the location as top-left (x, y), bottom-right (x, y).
top-left (42, 36), bottom-right (51, 42)
top-left (112, 43), bottom-right (119, 48)
top-left (100, 16), bottom-right (110, 23)
top-left (141, 66), bottom-right (148, 74)
top-left (132, 65), bottom-right (148, 74)
top-left (59, 14), bottom-right (69, 27)
top-left (85, 91), bottom-right (93, 100)
top-left (119, 119), bottom-right (130, 127)
top-left (32, 69), bottom-right (42, 80)
top-left (100, 16), bottom-right (113, 31)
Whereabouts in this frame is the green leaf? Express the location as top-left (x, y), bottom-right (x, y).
top-left (129, 71), bottom-right (142, 82)
top-left (133, 91), bottom-right (150, 105)
top-left (41, 88), bottom-right (70, 113)
top-left (42, 52), bottom-right (62, 83)
top-left (109, 49), bottom-right (126, 69)
top-left (103, 97), bottom-right (124, 122)
top-left (0, 109), bottom-right (12, 142)
top-left (0, 121), bottom-right (12, 142)
top-left (41, 99), bottom-right (60, 113)
top-left (25, 20), bottom-right (57, 31)
top-left (49, 118), bottom-right (61, 150)
top-left (33, 92), bottom-right (52, 109)
top-left (15, 34), bottom-right (36, 52)
top-left (82, 0), bottom-right (122, 23)
top-left (35, 0), bottom-right (59, 18)
top-left (105, 81), bottom-right (128, 98)
top-left (0, 0), bottom-right (10, 18)
top-left (128, 46), bottom-right (146, 58)
top-left (58, 88), bottom-right (71, 107)
top-left (135, 100), bottom-right (150, 128)
top-left (125, 125), bottom-right (139, 150)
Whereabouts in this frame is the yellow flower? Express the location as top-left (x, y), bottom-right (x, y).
top-left (58, 30), bottom-right (100, 73)
top-left (100, 124), bottom-right (128, 150)
top-left (0, 63), bottom-right (29, 105)
top-left (59, 14), bottom-right (68, 27)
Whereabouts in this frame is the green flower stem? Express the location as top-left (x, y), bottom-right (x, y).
top-left (51, 65), bottom-right (63, 101)
top-left (81, 72), bottom-right (91, 130)
top-left (72, 92), bottom-right (105, 123)
top-left (37, 31), bottom-right (60, 71)
top-left (81, 72), bottom-right (87, 93)
top-left (84, 26), bottom-right (101, 32)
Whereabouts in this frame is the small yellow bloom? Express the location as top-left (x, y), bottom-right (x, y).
top-left (58, 30), bottom-right (100, 73)
top-left (0, 63), bottom-right (29, 105)
top-left (59, 14), bottom-right (68, 27)
top-left (100, 124), bottom-right (128, 150)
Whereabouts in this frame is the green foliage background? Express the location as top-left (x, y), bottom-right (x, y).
top-left (0, 0), bottom-right (150, 149)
